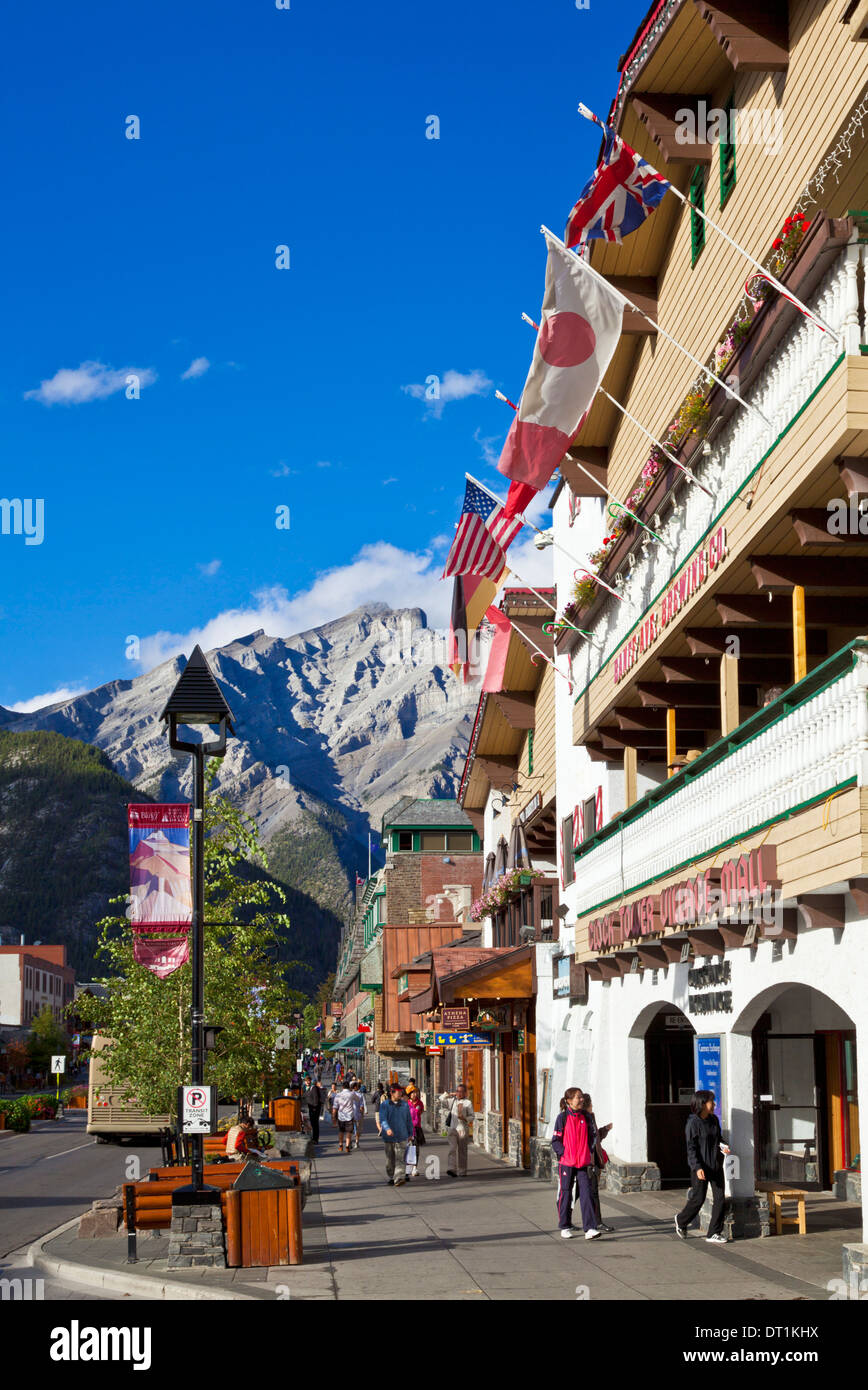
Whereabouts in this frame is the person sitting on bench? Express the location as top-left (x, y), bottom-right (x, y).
top-left (225, 1116), bottom-right (265, 1161)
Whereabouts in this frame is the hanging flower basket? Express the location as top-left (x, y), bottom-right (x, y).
top-left (470, 867), bottom-right (542, 922)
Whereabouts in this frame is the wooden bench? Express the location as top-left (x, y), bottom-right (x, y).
top-left (767, 1187), bottom-right (807, 1235)
top-left (146, 1160), bottom-right (299, 1182)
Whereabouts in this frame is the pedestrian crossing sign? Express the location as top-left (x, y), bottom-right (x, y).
top-left (51, 1055), bottom-right (66, 1074)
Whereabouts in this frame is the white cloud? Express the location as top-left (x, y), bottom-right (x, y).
top-left (181, 356), bottom-right (210, 380)
top-left (316, 460), bottom-right (332, 469)
top-left (382, 477), bottom-right (398, 485)
top-left (271, 462), bottom-right (297, 477)
top-left (8, 685), bottom-right (89, 713)
top-left (24, 361), bottom-right (157, 405)
top-left (137, 543), bottom-right (457, 670)
top-left (473, 427), bottom-right (502, 468)
top-left (136, 526), bottom-right (557, 674)
top-left (402, 368), bottom-right (492, 419)
top-left (198, 559), bottom-right (221, 577)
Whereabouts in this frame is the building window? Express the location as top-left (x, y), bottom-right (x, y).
top-left (583, 793), bottom-right (597, 838)
top-left (445, 831), bottom-right (473, 851)
top-left (397, 831), bottom-right (413, 851)
top-left (420, 831), bottom-right (445, 851)
top-left (490, 1050), bottom-right (500, 1111)
top-left (719, 93), bottom-right (736, 207)
top-left (561, 815), bottom-right (575, 886)
top-left (690, 164), bottom-right (706, 265)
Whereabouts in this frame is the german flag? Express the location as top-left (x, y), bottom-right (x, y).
top-left (447, 569), bottom-right (508, 680)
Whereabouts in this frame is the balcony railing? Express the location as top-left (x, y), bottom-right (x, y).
top-left (570, 236), bottom-right (865, 697)
top-left (572, 640), bottom-right (868, 916)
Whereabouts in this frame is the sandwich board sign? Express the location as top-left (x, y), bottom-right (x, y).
top-left (179, 1084), bottom-right (216, 1134)
top-left (51, 1055), bottom-right (66, 1075)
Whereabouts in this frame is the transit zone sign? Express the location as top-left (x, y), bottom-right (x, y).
top-left (178, 1084), bottom-right (216, 1134)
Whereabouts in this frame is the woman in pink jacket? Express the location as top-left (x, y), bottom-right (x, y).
top-left (406, 1088), bottom-right (425, 1178)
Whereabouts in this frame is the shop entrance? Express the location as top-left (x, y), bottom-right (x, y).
top-left (752, 988), bottom-right (859, 1191)
top-left (644, 1005), bottom-right (697, 1185)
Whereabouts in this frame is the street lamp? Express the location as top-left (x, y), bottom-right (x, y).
top-left (160, 644), bottom-right (235, 1203)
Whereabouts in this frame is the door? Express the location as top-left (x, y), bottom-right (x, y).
top-left (754, 1033), bottom-right (822, 1189)
top-left (645, 1011), bottom-right (695, 1184)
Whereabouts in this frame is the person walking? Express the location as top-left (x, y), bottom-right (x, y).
top-left (439, 1084), bottom-right (474, 1178)
top-left (306, 1076), bottom-right (324, 1143)
top-left (326, 1080), bottom-right (339, 1125)
top-left (581, 1092), bottom-right (614, 1233)
top-left (407, 1086), bottom-right (425, 1178)
top-left (674, 1091), bottom-right (731, 1244)
top-left (335, 1079), bottom-right (356, 1154)
top-left (551, 1087), bottom-right (601, 1240)
top-left (379, 1083), bottom-right (414, 1186)
top-left (350, 1080), bottom-right (366, 1148)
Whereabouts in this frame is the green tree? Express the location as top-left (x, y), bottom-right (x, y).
top-left (75, 769), bottom-right (307, 1115)
top-left (314, 971), bottom-right (335, 1017)
top-left (27, 1007), bottom-right (70, 1076)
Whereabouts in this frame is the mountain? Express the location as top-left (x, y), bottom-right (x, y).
top-left (5, 606), bottom-right (480, 973)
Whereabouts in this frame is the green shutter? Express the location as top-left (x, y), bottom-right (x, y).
top-left (719, 94), bottom-right (736, 208)
top-left (528, 730), bottom-right (534, 776)
top-left (689, 164), bottom-right (706, 266)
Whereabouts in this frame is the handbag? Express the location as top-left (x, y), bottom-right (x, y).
top-left (404, 1142), bottom-right (417, 1167)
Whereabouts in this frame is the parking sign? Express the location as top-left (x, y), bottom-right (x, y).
top-left (179, 1084), bottom-right (216, 1134)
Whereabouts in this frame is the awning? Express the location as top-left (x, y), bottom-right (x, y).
top-left (440, 944), bottom-right (534, 1003)
top-left (323, 1032), bottom-right (367, 1052)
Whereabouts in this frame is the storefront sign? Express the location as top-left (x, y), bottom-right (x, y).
top-left (694, 1036), bottom-right (724, 1121)
top-left (441, 1007), bottom-right (471, 1029)
top-left (588, 894), bottom-right (659, 951)
top-left (688, 962), bottom-right (731, 990)
top-left (659, 846), bottom-right (779, 929)
top-left (417, 1031), bottom-right (493, 1047)
top-left (613, 527), bottom-right (728, 684)
top-left (519, 793), bottom-right (542, 825)
top-left (690, 991), bottom-right (733, 1014)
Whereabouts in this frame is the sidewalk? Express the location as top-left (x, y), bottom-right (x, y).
top-left (30, 1125), bottom-right (860, 1301)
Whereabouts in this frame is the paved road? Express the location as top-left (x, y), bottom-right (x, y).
top-left (0, 1112), bottom-right (164, 1258)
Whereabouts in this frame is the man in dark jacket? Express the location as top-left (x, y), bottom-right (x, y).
top-left (674, 1091), bottom-right (731, 1244)
top-left (379, 1084), bottom-right (414, 1186)
top-left (306, 1078), bottom-right (323, 1143)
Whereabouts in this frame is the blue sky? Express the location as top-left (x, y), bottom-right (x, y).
top-left (1, 0), bottom-right (647, 710)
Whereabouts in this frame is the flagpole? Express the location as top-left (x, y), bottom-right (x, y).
top-left (502, 613), bottom-right (573, 690)
top-left (368, 832), bottom-right (371, 881)
top-left (540, 225), bottom-right (772, 429)
top-left (518, 316), bottom-right (714, 501)
top-left (597, 388), bottom-right (715, 499)
top-left (576, 102), bottom-right (839, 343)
top-left (466, 471), bottom-right (624, 603)
top-left (492, 392), bottom-right (669, 553)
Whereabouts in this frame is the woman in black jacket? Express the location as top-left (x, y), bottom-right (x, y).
top-left (674, 1091), bottom-right (731, 1244)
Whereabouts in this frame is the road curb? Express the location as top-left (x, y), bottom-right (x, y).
top-left (28, 1217), bottom-right (258, 1301)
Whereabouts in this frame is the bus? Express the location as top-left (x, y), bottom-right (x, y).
top-left (87, 1034), bottom-right (172, 1141)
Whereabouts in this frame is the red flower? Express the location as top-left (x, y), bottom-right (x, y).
top-left (772, 238), bottom-right (782, 249)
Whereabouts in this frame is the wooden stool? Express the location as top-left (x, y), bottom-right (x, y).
top-left (769, 1188), bottom-right (807, 1235)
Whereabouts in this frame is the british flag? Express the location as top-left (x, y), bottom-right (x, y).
top-left (442, 478), bottom-right (524, 581)
top-left (565, 121), bottom-right (670, 247)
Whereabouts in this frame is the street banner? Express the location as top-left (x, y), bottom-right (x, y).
top-left (416, 1031), bottom-right (493, 1047)
top-left (128, 804), bottom-right (192, 928)
top-left (132, 935), bottom-right (190, 979)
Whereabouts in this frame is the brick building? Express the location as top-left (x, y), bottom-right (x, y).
top-left (331, 798), bottom-right (483, 1095)
top-left (0, 943), bottom-right (76, 1028)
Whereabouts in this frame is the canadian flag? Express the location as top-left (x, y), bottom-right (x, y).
top-left (497, 231), bottom-right (623, 491)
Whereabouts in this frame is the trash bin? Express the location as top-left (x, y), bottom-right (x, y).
top-left (224, 1163), bottom-right (302, 1267)
top-left (272, 1097), bottom-right (301, 1131)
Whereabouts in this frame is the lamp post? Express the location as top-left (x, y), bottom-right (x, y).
top-left (160, 644), bottom-right (235, 1202)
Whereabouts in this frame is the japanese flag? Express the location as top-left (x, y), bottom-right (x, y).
top-left (497, 231), bottom-right (623, 491)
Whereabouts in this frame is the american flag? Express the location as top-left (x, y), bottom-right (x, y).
top-left (565, 120), bottom-right (670, 247)
top-left (442, 478), bottom-right (523, 580)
